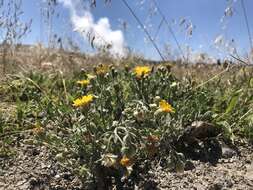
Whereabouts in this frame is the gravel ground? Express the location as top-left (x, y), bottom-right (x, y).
top-left (146, 142), bottom-right (253, 190)
top-left (1, 136), bottom-right (253, 190)
top-left (0, 138), bottom-right (84, 190)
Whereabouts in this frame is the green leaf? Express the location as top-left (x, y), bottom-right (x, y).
top-left (250, 78), bottom-right (253, 88)
top-left (225, 95), bottom-right (239, 115)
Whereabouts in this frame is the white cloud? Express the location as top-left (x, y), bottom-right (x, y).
top-left (59, 0), bottom-right (127, 57)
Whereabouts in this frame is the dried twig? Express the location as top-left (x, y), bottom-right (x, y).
top-left (120, 0), bottom-right (166, 61)
top-left (151, 0), bottom-right (186, 62)
top-left (241, 0), bottom-right (253, 51)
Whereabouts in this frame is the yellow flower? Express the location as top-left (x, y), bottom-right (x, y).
top-left (76, 79), bottom-right (90, 86)
top-left (120, 155), bottom-right (131, 167)
top-left (95, 64), bottom-right (109, 75)
top-left (73, 94), bottom-right (94, 107)
top-left (159, 100), bottom-right (175, 113)
top-left (134, 66), bottom-right (151, 78)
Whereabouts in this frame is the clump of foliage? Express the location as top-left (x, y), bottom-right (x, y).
top-left (1, 63), bottom-right (253, 187)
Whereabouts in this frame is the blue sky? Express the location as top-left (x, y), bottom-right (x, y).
top-left (19, 0), bottom-right (253, 60)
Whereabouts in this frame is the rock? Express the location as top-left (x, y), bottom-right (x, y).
top-left (176, 121), bottom-right (223, 164)
top-left (178, 121), bottom-right (221, 145)
top-left (41, 162), bottom-right (49, 169)
top-left (55, 174), bottom-right (60, 179)
top-left (63, 172), bottom-right (72, 180)
top-left (55, 153), bottom-right (64, 162)
top-left (190, 121), bottom-right (221, 139)
top-left (143, 180), bottom-right (158, 190)
top-left (221, 145), bottom-right (236, 159)
top-left (29, 177), bottom-right (39, 186)
top-left (184, 160), bottom-right (195, 171)
top-left (225, 178), bottom-right (233, 188)
top-left (32, 148), bottom-right (40, 156)
top-left (246, 164), bottom-right (253, 180)
top-left (208, 182), bottom-right (223, 190)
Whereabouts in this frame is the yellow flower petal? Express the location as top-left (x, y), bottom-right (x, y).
top-left (76, 79), bottom-right (90, 86)
top-left (120, 155), bottom-right (131, 167)
top-left (95, 65), bottom-right (109, 75)
top-left (134, 66), bottom-right (151, 78)
top-left (73, 94), bottom-right (94, 107)
top-left (159, 100), bottom-right (175, 113)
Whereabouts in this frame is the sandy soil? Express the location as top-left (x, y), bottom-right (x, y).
top-left (1, 134), bottom-right (253, 190)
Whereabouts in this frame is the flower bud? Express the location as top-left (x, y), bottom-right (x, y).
top-left (154, 96), bottom-right (161, 103)
top-left (134, 110), bottom-right (145, 122)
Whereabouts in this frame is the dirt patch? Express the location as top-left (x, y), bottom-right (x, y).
top-left (1, 135), bottom-right (253, 190)
top-left (0, 136), bottom-right (84, 190)
top-left (147, 143), bottom-right (253, 190)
